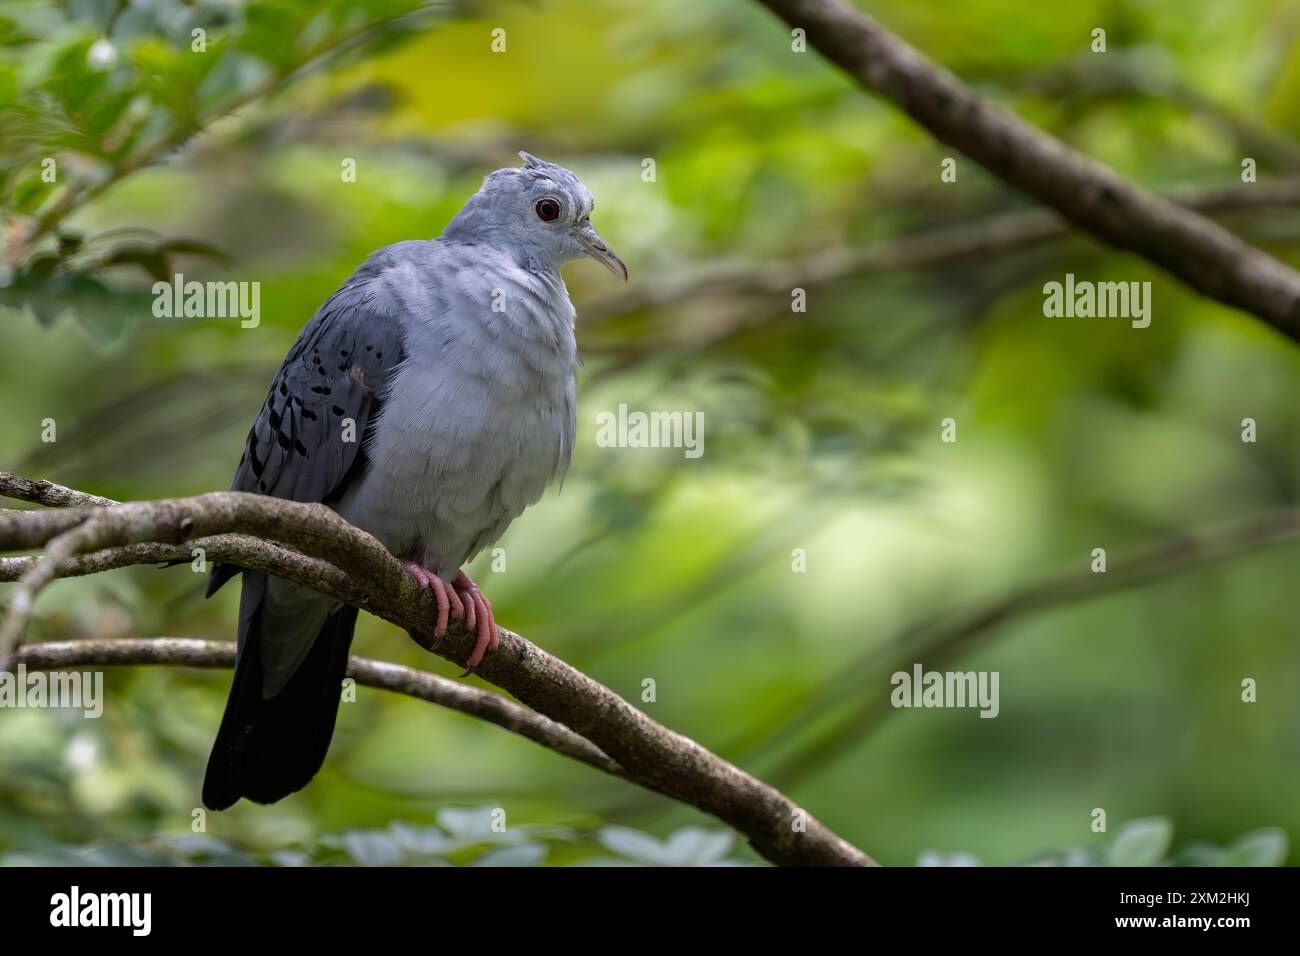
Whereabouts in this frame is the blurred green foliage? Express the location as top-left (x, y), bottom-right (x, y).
top-left (0, 808), bottom-right (752, 866)
top-left (3, 812), bottom-right (1283, 867)
top-left (2, 0), bottom-right (1300, 865)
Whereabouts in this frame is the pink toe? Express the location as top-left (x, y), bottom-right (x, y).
top-left (449, 571), bottom-right (499, 672)
top-left (463, 589), bottom-right (477, 631)
top-left (430, 576), bottom-right (450, 636)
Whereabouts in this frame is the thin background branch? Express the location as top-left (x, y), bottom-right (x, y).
top-left (757, 0), bottom-right (1300, 342)
top-left (11, 637), bottom-right (622, 776)
top-left (755, 507), bottom-right (1300, 787)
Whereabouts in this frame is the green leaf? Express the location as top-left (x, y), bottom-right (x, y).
top-left (340, 829), bottom-right (403, 867)
top-left (598, 825), bottom-right (674, 866)
top-left (1164, 840), bottom-right (1225, 867)
top-left (1220, 829), bottom-right (1287, 867)
top-left (435, 805), bottom-right (498, 841)
top-left (269, 850), bottom-right (313, 867)
top-left (471, 844), bottom-right (548, 867)
top-left (598, 826), bottom-right (742, 866)
top-left (918, 850), bottom-right (984, 866)
top-left (1107, 817), bottom-right (1174, 867)
top-left (663, 827), bottom-right (734, 866)
top-left (386, 821), bottom-right (453, 856)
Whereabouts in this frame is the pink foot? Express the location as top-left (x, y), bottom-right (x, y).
top-left (402, 562), bottom-right (498, 674)
top-left (402, 561), bottom-right (464, 637)
top-left (452, 570), bottom-right (498, 674)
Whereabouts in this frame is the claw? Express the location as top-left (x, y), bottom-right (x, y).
top-left (453, 570), bottom-right (497, 674)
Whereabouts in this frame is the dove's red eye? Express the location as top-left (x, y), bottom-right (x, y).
top-left (535, 198), bottom-right (561, 222)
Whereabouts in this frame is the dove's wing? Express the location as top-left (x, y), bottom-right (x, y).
top-left (202, 254), bottom-right (410, 810)
top-left (206, 259), bottom-right (407, 599)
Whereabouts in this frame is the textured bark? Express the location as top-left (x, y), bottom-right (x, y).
top-left (0, 472), bottom-right (874, 867)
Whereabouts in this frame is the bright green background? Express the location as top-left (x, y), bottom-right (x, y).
top-left (1, 0), bottom-right (1298, 866)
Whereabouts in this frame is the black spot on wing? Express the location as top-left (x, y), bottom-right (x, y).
top-left (226, 267), bottom-right (406, 508)
top-left (210, 255), bottom-right (407, 597)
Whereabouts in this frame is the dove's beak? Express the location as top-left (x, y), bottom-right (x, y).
top-left (573, 221), bottom-right (628, 282)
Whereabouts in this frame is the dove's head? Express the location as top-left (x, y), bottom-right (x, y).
top-left (443, 152), bottom-right (627, 282)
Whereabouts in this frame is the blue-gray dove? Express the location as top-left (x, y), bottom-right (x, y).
top-left (203, 153), bottom-right (626, 809)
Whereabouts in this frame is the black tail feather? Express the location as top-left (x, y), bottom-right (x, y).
top-left (203, 574), bottom-right (357, 810)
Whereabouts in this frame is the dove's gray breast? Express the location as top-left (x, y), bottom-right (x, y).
top-left (334, 239), bottom-right (577, 580)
